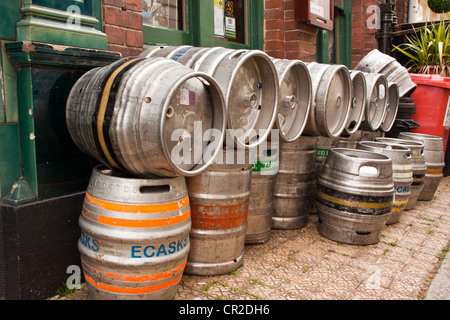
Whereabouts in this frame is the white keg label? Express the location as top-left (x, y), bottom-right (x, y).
top-left (181, 89), bottom-right (196, 107)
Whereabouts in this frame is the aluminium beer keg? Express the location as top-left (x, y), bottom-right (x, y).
top-left (375, 137), bottom-right (426, 210)
top-left (246, 142), bottom-right (279, 244)
top-left (304, 62), bottom-right (352, 138)
top-left (271, 58), bottom-right (312, 142)
top-left (141, 46), bottom-right (279, 149)
top-left (343, 70), bottom-right (367, 137)
top-left (398, 132), bottom-right (445, 201)
top-left (185, 147), bottom-right (252, 275)
top-left (66, 57), bottom-right (226, 178)
top-left (316, 148), bottom-right (394, 245)
top-left (273, 136), bottom-right (317, 229)
top-left (359, 72), bottom-right (389, 131)
top-left (78, 165), bottom-right (191, 300)
top-left (357, 141), bottom-right (413, 224)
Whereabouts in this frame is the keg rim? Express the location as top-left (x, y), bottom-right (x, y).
top-left (344, 70), bottom-right (367, 136)
top-left (361, 72), bottom-right (389, 131)
top-left (375, 137), bottom-right (424, 149)
top-left (274, 59), bottom-right (312, 142)
top-left (160, 70), bottom-right (227, 177)
top-left (306, 63), bottom-right (353, 138)
top-left (379, 82), bottom-right (400, 132)
top-left (225, 49), bottom-right (279, 149)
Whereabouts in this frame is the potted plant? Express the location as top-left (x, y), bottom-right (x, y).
top-left (393, 19), bottom-right (450, 76)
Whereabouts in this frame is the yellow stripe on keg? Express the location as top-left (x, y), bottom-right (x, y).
top-left (316, 190), bottom-right (392, 210)
top-left (97, 58), bottom-right (143, 169)
top-left (426, 168), bottom-right (443, 175)
top-left (392, 200), bottom-right (409, 212)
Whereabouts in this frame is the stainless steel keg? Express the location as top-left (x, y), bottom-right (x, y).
top-left (141, 46), bottom-right (279, 149)
top-left (78, 165), bottom-right (191, 300)
top-left (66, 57), bottom-right (226, 178)
top-left (272, 58), bottom-right (312, 142)
top-left (246, 142), bottom-right (279, 244)
top-left (273, 136), bottom-right (317, 229)
top-left (398, 132), bottom-right (445, 201)
top-left (357, 141), bottom-right (413, 224)
top-left (344, 70), bottom-right (367, 137)
top-left (359, 72), bottom-right (389, 131)
top-left (355, 49), bottom-right (417, 97)
top-left (379, 82), bottom-right (399, 133)
top-left (316, 148), bottom-right (394, 245)
top-left (185, 147), bottom-right (252, 275)
top-left (375, 137), bottom-right (426, 210)
top-left (304, 62), bottom-right (352, 138)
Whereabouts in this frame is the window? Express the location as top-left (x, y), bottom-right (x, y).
top-left (142, 0), bottom-right (263, 50)
top-left (142, 0), bottom-right (185, 31)
top-left (316, 0), bottom-right (351, 68)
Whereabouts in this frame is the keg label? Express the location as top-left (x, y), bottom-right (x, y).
top-left (316, 149), bottom-right (329, 157)
top-left (80, 231), bottom-right (99, 252)
top-left (180, 89), bottom-right (196, 107)
top-left (252, 160), bottom-right (279, 172)
top-left (395, 185), bottom-right (410, 194)
top-left (131, 236), bottom-right (189, 259)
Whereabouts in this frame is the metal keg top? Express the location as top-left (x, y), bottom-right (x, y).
top-left (87, 165), bottom-right (188, 204)
top-left (225, 50), bottom-right (278, 148)
top-left (306, 62), bottom-right (352, 138)
top-left (398, 132), bottom-right (444, 151)
top-left (273, 59), bottom-right (312, 142)
top-left (361, 72), bottom-right (389, 131)
top-left (326, 148), bottom-right (393, 178)
top-left (357, 141), bottom-right (412, 161)
top-left (379, 83), bottom-right (399, 132)
top-left (344, 70), bottom-right (367, 136)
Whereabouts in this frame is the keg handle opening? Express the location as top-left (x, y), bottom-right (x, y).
top-left (359, 166), bottom-right (379, 177)
top-left (140, 185), bottom-right (171, 194)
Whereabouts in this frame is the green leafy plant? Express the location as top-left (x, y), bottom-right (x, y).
top-left (393, 19), bottom-right (450, 76)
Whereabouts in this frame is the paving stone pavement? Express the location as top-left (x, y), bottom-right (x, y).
top-left (56, 176), bottom-right (450, 301)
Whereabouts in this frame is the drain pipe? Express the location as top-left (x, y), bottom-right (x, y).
top-left (377, 0), bottom-right (396, 55)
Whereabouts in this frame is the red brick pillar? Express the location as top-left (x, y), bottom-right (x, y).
top-left (351, 0), bottom-right (384, 68)
top-left (264, 0), bottom-right (318, 62)
top-left (102, 0), bottom-right (144, 57)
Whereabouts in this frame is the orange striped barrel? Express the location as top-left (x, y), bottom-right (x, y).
top-left (78, 166), bottom-right (191, 300)
top-left (185, 148), bottom-right (252, 275)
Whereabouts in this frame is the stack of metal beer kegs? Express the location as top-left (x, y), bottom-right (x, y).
top-left (65, 46), bottom-right (445, 299)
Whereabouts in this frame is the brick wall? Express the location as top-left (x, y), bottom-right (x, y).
top-left (351, 0), bottom-right (384, 68)
top-left (264, 0), bottom-right (318, 62)
top-left (102, 0), bottom-right (144, 57)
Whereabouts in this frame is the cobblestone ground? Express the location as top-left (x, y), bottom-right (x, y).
top-left (57, 177), bottom-right (450, 300)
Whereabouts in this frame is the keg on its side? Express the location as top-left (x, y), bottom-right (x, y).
top-left (375, 137), bottom-right (426, 210)
top-left (359, 72), bottom-right (389, 132)
top-left (357, 141), bottom-right (413, 224)
top-left (141, 46), bottom-right (279, 149)
top-left (272, 59), bottom-right (312, 142)
top-left (246, 142), bottom-right (279, 244)
top-left (273, 136), bottom-right (317, 229)
top-left (315, 148), bottom-right (394, 245)
top-left (304, 62), bottom-right (352, 138)
top-left (66, 57), bottom-right (226, 178)
top-left (185, 148), bottom-right (252, 275)
top-left (78, 166), bottom-right (191, 300)
top-left (344, 70), bottom-right (367, 137)
top-left (398, 132), bottom-right (445, 201)
top-left (379, 82), bottom-right (399, 133)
